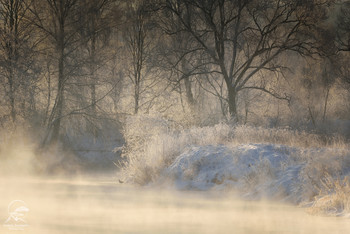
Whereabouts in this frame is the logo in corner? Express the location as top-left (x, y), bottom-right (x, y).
top-left (3, 200), bottom-right (29, 231)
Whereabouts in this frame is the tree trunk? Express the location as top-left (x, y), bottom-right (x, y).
top-left (8, 69), bottom-right (16, 122)
top-left (227, 86), bottom-right (238, 120)
top-left (183, 75), bottom-right (195, 107)
top-left (90, 11), bottom-right (97, 115)
top-left (51, 52), bottom-right (64, 143)
top-left (50, 16), bottom-right (65, 144)
top-left (44, 61), bottom-right (52, 126)
top-left (91, 81), bottom-right (96, 113)
top-left (322, 87), bottom-right (330, 122)
top-left (134, 82), bottom-right (139, 114)
top-left (6, 1), bottom-right (19, 123)
top-left (219, 59), bottom-right (238, 120)
top-left (181, 57), bottom-right (195, 108)
top-left (308, 106), bottom-right (316, 127)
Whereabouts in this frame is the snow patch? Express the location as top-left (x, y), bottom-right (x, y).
top-left (165, 144), bottom-right (294, 192)
top-left (160, 143), bottom-right (350, 216)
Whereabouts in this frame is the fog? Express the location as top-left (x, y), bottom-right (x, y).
top-left (1, 175), bottom-right (350, 234)
top-left (0, 0), bottom-right (350, 233)
top-left (1, 119), bottom-right (350, 233)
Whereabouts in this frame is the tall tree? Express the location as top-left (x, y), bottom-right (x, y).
top-left (123, 0), bottom-right (155, 114)
top-left (158, 10), bottom-right (199, 110)
top-left (164, 0), bottom-right (324, 120)
top-left (30, 0), bottom-right (82, 144)
top-left (335, 1), bottom-right (350, 86)
top-left (0, 0), bottom-right (38, 123)
top-left (79, 0), bottom-right (114, 116)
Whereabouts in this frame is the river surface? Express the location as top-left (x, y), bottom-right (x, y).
top-left (0, 175), bottom-right (349, 234)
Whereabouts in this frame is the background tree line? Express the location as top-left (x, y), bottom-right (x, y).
top-left (0, 0), bottom-right (349, 147)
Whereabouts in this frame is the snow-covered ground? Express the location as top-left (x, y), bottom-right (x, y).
top-left (162, 144), bottom-right (350, 215)
top-left (120, 115), bottom-right (350, 217)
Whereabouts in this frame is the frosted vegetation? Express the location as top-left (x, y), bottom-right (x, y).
top-left (0, 0), bottom-right (350, 225)
top-left (120, 115), bottom-right (350, 217)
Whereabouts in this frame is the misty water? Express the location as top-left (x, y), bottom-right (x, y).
top-left (1, 175), bottom-right (350, 234)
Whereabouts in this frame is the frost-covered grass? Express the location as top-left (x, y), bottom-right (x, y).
top-left (231, 125), bottom-right (346, 148)
top-left (308, 175), bottom-right (350, 216)
top-left (119, 114), bottom-right (350, 216)
top-left (119, 115), bottom-right (234, 184)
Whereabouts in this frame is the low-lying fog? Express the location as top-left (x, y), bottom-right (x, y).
top-left (1, 175), bottom-right (350, 234)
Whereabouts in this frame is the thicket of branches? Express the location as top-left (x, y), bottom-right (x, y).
top-left (0, 0), bottom-right (349, 146)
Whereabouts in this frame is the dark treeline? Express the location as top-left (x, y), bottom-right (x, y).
top-left (0, 0), bottom-right (349, 146)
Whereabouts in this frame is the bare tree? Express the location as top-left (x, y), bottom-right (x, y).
top-left (78, 0), bottom-right (115, 115)
top-left (30, 0), bottom-right (82, 144)
top-left (334, 1), bottom-right (350, 86)
top-left (164, 0), bottom-right (324, 120)
top-left (123, 0), bottom-right (158, 114)
top-left (158, 14), bottom-right (200, 110)
top-left (300, 58), bottom-right (336, 126)
top-left (0, 0), bottom-right (38, 123)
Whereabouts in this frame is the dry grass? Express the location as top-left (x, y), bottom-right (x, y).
top-left (232, 125), bottom-right (347, 149)
top-left (119, 115), bottom-right (233, 184)
top-left (308, 174), bottom-right (350, 216)
top-left (119, 114), bottom-right (350, 216)
top-left (120, 115), bottom-right (349, 184)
